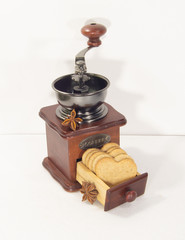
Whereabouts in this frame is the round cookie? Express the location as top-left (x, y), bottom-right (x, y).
top-left (91, 153), bottom-right (112, 172)
top-left (85, 149), bottom-right (100, 168)
top-left (108, 148), bottom-right (126, 157)
top-left (114, 153), bottom-right (132, 162)
top-left (101, 142), bottom-right (119, 152)
top-left (82, 148), bottom-right (97, 165)
top-left (107, 146), bottom-right (120, 153)
top-left (88, 151), bottom-right (105, 170)
top-left (95, 157), bottom-right (137, 186)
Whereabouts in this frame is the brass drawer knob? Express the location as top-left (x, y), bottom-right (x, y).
top-left (125, 191), bottom-right (137, 202)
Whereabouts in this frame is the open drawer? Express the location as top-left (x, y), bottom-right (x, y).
top-left (76, 161), bottom-right (148, 211)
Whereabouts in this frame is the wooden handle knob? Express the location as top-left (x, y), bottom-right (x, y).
top-left (125, 191), bottom-right (137, 202)
top-left (81, 23), bottom-right (107, 47)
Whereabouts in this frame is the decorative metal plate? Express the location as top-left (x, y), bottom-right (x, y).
top-left (79, 134), bottom-right (111, 150)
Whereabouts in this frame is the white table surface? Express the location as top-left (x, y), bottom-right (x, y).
top-left (0, 135), bottom-right (185, 240)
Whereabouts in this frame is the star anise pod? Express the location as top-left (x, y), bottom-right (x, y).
top-left (62, 109), bottom-right (83, 131)
top-left (80, 182), bottom-right (99, 204)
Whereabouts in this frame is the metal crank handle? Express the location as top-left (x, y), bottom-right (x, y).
top-left (74, 23), bottom-right (107, 74)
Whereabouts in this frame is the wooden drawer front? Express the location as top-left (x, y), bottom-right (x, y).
top-left (76, 162), bottom-right (148, 211)
top-left (104, 173), bottom-right (148, 211)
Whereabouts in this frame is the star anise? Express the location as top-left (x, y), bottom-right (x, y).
top-left (80, 182), bottom-right (99, 204)
top-left (62, 109), bottom-right (83, 131)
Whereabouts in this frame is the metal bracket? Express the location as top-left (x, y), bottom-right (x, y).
top-left (71, 47), bottom-right (93, 88)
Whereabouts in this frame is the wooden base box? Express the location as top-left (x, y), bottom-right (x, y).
top-left (39, 103), bottom-right (148, 211)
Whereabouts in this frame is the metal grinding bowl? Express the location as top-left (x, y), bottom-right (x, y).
top-left (52, 23), bottom-right (109, 123)
top-left (52, 73), bottom-right (109, 122)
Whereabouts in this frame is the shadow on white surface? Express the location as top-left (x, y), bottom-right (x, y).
top-left (106, 194), bottom-right (165, 218)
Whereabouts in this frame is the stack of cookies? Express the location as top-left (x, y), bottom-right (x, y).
top-left (82, 142), bottom-right (137, 186)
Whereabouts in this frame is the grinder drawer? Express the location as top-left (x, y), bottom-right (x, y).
top-left (76, 162), bottom-right (148, 211)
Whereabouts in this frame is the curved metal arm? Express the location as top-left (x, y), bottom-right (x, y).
top-left (74, 46), bottom-right (93, 75)
top-left (72, 47), bottom-right (94, 91)
top-left (75, 46), bottom-right (93, 60)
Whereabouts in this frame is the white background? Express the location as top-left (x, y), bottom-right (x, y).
top-left (0, 0), bottom-right (185, 135)
top-left (0, 0), bottom-right (185, 240)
